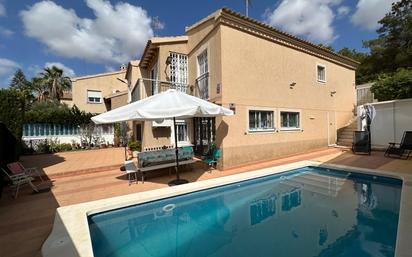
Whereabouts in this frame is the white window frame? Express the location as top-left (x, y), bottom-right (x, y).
top-left (247, 108), bottom-right (276, 133)
top-left (316, 64), bottom-right (326, 83)
top-left (169, 52), bottom-right (188, 92)
top-left (171, 120), bottom-right (191, 146)
top-left (279, 109), bottom-right (302, 131)
top-left (196, 49), bottom-right (209, 99)
top-left (87, 90), bottom-right (102, 104)
top-left (151, 63), bottom-right (158, 95)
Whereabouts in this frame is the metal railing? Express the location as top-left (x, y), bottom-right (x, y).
top-left (132, 78), bottom-right (191, 102)
top-left (195, 73), bottom-right (209, 100)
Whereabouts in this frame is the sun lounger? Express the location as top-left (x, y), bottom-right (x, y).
top-left (385, 131), bottom-right (412, 159)
top-left (7, 162), bottom-right (43, 182)
top-left (1, 168), bottom-right (39, 198)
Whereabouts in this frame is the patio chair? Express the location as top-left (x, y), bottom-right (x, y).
top-left (352, 131), bottom-right (371, 155)
top-left (1, 168), bottom-right (39, 198)
top-left (384, 131), bottom-right (412, 159)
top-left (7, 162), bottom-right (43, 182)
top-left (123, 160), bottom-right (139, 185)
top-left (203, 148), bottom-right (221, 171)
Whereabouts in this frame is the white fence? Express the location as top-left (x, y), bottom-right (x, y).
top-left (22, 123), bottom-right (115, 146)
top-left (359, 98), bottom-right (412, 148)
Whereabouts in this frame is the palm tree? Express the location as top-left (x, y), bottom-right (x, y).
top-left (40, 66), bottom-right (71, 101)
top-left (30, 77), bottom-right (49, 101)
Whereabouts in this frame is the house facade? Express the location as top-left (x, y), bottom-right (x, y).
top-left (128, 8), bottom-right (358, 169)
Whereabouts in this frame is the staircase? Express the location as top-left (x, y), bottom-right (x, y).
top-left (336, 121), bottom-right (358, 147)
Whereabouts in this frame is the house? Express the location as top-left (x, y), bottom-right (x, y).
top-left (127, 8), bottom-right (358, 169)
top-left (68, 65), bottom-right (128, 113)
top-left (22, 66), bottom-right (129, 146)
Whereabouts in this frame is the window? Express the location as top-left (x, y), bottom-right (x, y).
top-left (280, 111), bottom-right (300, 129)
top-left (135, 123), bottom-right (142, 141)
top-left (197, 50), bottom-right (209, 99)
top-left (87, 90), bottom-right (102, 103)
top-left (249, 110), bottom-right (274, 132)
top-left (176, 121), bottom-right (188, 143)
top-left (317, 64), bottom-right (326, 83)
top-left (151, 64), bottom-right (158, 95)
top-left (169, 52), bottom-right (188, 92)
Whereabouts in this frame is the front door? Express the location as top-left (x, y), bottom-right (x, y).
top-left (193, 117), bottom-right (215, 155)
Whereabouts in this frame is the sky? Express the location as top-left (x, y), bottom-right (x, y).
top-left (0, 0), bottom-right (397, 88)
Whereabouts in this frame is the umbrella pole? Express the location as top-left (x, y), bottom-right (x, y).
top-left (174, 117), bottom-right (180, 179)
top-left (168, 117), bottom-right (188, 186)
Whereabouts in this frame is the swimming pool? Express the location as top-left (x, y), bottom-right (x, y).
top-left (88, 166), bottom-right (402, 257)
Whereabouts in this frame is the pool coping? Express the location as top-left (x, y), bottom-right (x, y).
top-left (41, 160), bottom-right (412, 257)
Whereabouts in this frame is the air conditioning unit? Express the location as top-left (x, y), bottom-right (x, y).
top-left (152, 119), bottom-right (172, 127)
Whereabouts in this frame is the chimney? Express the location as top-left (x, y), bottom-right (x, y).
top-left (120, 64), bottom-right (126, 71)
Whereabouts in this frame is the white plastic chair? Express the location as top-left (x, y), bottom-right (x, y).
top-left (123, 160), bottom-right (139, 185)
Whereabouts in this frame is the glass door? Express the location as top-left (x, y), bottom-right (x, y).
top-left (193, 117), bottom-right (215, 156)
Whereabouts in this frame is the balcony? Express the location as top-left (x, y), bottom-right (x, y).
top-left (195, 72), bottom-right (209, 100)
top-left (132, 78), bottom-right (190, 102)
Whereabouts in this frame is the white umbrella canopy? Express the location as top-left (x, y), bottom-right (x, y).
top-left (92, 89), bottom-right (233, 186)
top-left (91, 89), bottom-right (233, 124)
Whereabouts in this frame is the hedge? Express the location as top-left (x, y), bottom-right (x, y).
top-left (0, 89), bottom-right (25, 139)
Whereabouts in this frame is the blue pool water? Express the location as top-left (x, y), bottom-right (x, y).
top-left (88, 166), bottom-right (402, 257)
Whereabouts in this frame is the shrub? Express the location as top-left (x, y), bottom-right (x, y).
top-left (128, 141), bottom-right (141, 152)
top-left (59, 143), bottom-right (73, 152)
top-left (0, 89), bottom-right (25, 139)
top-left (372, 68), bottom-right (412, 101)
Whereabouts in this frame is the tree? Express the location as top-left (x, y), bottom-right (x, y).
top-left (363, 0), bottom-right (412, 74)
top-left (40, 66), bottom-right (71, 100)
top-left (371, 68), bottom-right (412, 101)
top-left (9, 69), bottom-right (30, 92)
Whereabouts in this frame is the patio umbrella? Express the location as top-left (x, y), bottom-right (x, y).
top-left (92, 89), bottom-right (233, 186)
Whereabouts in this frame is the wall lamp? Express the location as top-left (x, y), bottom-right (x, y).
top-left (330, 91), bottom-right (337, 97)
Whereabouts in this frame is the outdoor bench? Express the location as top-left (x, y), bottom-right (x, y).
top-left (137, 146), bottom-right (195, 182)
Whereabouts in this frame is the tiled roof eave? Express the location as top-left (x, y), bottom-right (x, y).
top-left (218, 9), bottom-right (359, 69)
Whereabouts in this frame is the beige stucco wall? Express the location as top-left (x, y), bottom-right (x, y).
top-left (188, 25), bottom-right (222, 103)
top-left (136, 41), bottom-right (190, 148)
top-left (218, 25), bottom-right (356, 169)
top-left (132, 16), bottom-right (356, 170)
top-left (110, 93), bottom-right (128, 110)
top-left (71, 71), bottom-right (127, 114)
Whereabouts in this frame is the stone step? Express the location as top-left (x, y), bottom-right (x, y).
top-left (336, 140), bottom-right (352, 147)
top-left (338, 134), bottom-right (353, 140)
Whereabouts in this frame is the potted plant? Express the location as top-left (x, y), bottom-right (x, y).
top-left (127, 141), bottom-right (141, 158)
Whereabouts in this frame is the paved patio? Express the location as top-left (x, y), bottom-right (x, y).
top-left (19, 147), bottom-right (126, 178)
top-left (0, 147), bottom-right (411, 257)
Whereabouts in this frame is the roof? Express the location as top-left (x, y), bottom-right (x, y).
top-left (71, 70), bottom-right (126, 82)
top-left (104, 90), bottom-right (128, 99)
top-left (186, 8), bottom-right (359, 69)
top-left (60, 90), bottom-right (72, 100)
top-left (125, 60), bottom-right (140, 79)
top-left (139, 36), bottom-right (188, 68)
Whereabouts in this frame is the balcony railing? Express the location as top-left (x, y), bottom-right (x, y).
top-left (195, 73), bottom-right (209, 100)
top-left (132, 78), bottom-right (190, 102)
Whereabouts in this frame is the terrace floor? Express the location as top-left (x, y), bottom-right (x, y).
top-left (0, 147), bottom-right (411, 257)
